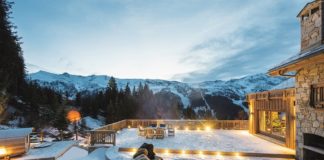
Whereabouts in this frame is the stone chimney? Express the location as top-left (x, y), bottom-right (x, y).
top-left (298, 0), bottom-right (324, 53)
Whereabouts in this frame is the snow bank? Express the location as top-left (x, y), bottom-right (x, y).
top-left (83, 116), bottom-right (104, 129)
top-left (58, 146), bottom-right (88, 160)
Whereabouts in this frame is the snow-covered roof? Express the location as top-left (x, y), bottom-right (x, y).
top-left (0, 128), bottom-right (33, 139)
top-left (269, 45), bottom-right (324, 72)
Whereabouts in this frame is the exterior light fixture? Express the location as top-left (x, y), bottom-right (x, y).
top-left (0, 148), bottom-right (7, 156)
top-left (205, 126), bottom-right (211, 131)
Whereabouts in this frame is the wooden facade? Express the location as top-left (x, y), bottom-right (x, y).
top-left (247, 88), bottom-right (296, 149)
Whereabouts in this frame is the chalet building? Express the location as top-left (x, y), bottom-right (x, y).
top-left (0, 128), bottom-right (33, 158)
top-left (248, 0), bottom-right (324, 159)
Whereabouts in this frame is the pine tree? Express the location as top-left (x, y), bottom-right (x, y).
top-left (125, 83), bottom-right (131, 96)
top-left (0, 0), bottom-right (25, 96)
top-left (53, 109), bottom-right (68, 131)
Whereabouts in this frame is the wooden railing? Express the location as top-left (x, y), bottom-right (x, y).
top-left (91, 119), bottom-right (248, 146)
top-left (95, 120), bottom-right (127, 131)
top-left (89, 130), bottom-right (116, 146)
top-left (95, 119), bottom-right (249, 131)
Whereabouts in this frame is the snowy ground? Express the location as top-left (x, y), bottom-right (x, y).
top-left (57, 147), bottom-right (88, 160)
top-left (15, 141), bottom-right (76, 160)
top-left (106, 146), bottom-right (292, 160)
top-left (115, 129), bottom-right (294, 154)
top-left (83, 116), bottom-right (104, 129)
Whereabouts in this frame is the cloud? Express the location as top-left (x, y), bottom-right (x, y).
top-left (172, 0), bottom-right (307, 82)
top-left (13, 0), bottom-right (309, 81)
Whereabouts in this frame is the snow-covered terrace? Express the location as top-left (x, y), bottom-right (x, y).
top-left (103, 128), bottom-right (295, 160)
top-left (76, 119), bottom-right (293, 159)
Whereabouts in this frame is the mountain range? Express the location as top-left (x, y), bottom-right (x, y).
top-left (27, 71), bottom-right (294, 118)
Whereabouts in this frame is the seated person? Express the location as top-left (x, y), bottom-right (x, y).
top-left (133, 143), bottom-right (163, 160)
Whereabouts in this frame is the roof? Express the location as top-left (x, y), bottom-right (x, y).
top-left (269, 44), bottom-right (324, 73)
top-left (297, 0), bottom-right (318, 17)
top-left (0, 128), bottom-right (33, 139)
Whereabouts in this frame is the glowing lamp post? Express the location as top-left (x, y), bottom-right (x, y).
top-left (67, 109), bottom-right (81, 140)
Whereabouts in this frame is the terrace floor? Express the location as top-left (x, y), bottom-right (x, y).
top-left (105, 128), bottom-right (295, 160)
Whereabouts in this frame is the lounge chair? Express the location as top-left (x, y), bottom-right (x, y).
top-left (145, 128), bottom-right (155, 139)
top-left (167, 124), bottom-right (175, 136)
top-left (155, 128), bottom-right (164, 139)
top-left (138, 127), bottom-right (146, 137)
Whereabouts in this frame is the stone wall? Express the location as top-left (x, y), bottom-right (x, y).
top-left (301, 6), bottom-right (322, 52)
top-left (295, 63), bottom-right (324, 159)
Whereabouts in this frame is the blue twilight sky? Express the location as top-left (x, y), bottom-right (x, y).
top-left (12, 0), bottom-right (309, 82)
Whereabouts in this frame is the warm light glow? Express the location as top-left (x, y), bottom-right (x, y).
top-left (198, 151), bottom-right (204, 157)
top-left (132, 148), bottom-right (137, 153)
top-left (235, 152), bottom-right (242, 159)
top-left (181, 150), bottom-right (186, 155)
top-left (185, 127), bottom-right (189, 131)
top-left (0, 148), bottom-right (7, 155)
top-left (240, 131), bottom-right (249, 135)
top-left (216, 152), bottom-right (223, 158)
top-left (128, 125), bottom-right (131, 129)
top-left (67, 109), bottom-right (81, 122)
top-left (205, 126), bottom-right (211, 131)
top-left (164, 150), bottom-right (169, 155)
top-left (197, 127), bottom-right (200, 131)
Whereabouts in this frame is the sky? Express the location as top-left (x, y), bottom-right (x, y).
top-left (12, 0), bottom-right (310, 82)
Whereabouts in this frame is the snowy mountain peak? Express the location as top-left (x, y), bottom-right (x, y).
top-left (28, 71), bottom-right (293, 111)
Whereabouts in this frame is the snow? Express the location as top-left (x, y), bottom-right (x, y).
top-left (43, 127), bottom-right (60, 136)
top-left (17, 141), bottom-right (76, 160)
top-left (58, 146), bottom-right (88, 160)
top-left (0, 124), bottom-right (10, 129)
top-left (82, 116), bottom-right (104, 129)
top-left (114, 129), bottom-right (294, 154)
top-left (0, 128), bottom-right (32, 139)
top-left (103, 129), bottom-right (294, 160)
top-left (106, 147), bottom-right (291, 160)
top-left (79, 148), bottom-right (107, 160)
top-left (271, 78), bottom-right (295, 90)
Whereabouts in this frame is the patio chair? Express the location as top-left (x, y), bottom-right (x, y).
top-left (138, 127), bottom-right (146, 137)
top-left (167, 124), bottom-right (175, 136)
top-left (150, 124), bottom-right (157, 128)
top-left (145, 128), bottom-right (155, 139)
top-left (159, 124), bottom-right (166, 128)
top-left (155, 128), bottom-right (164, 139)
